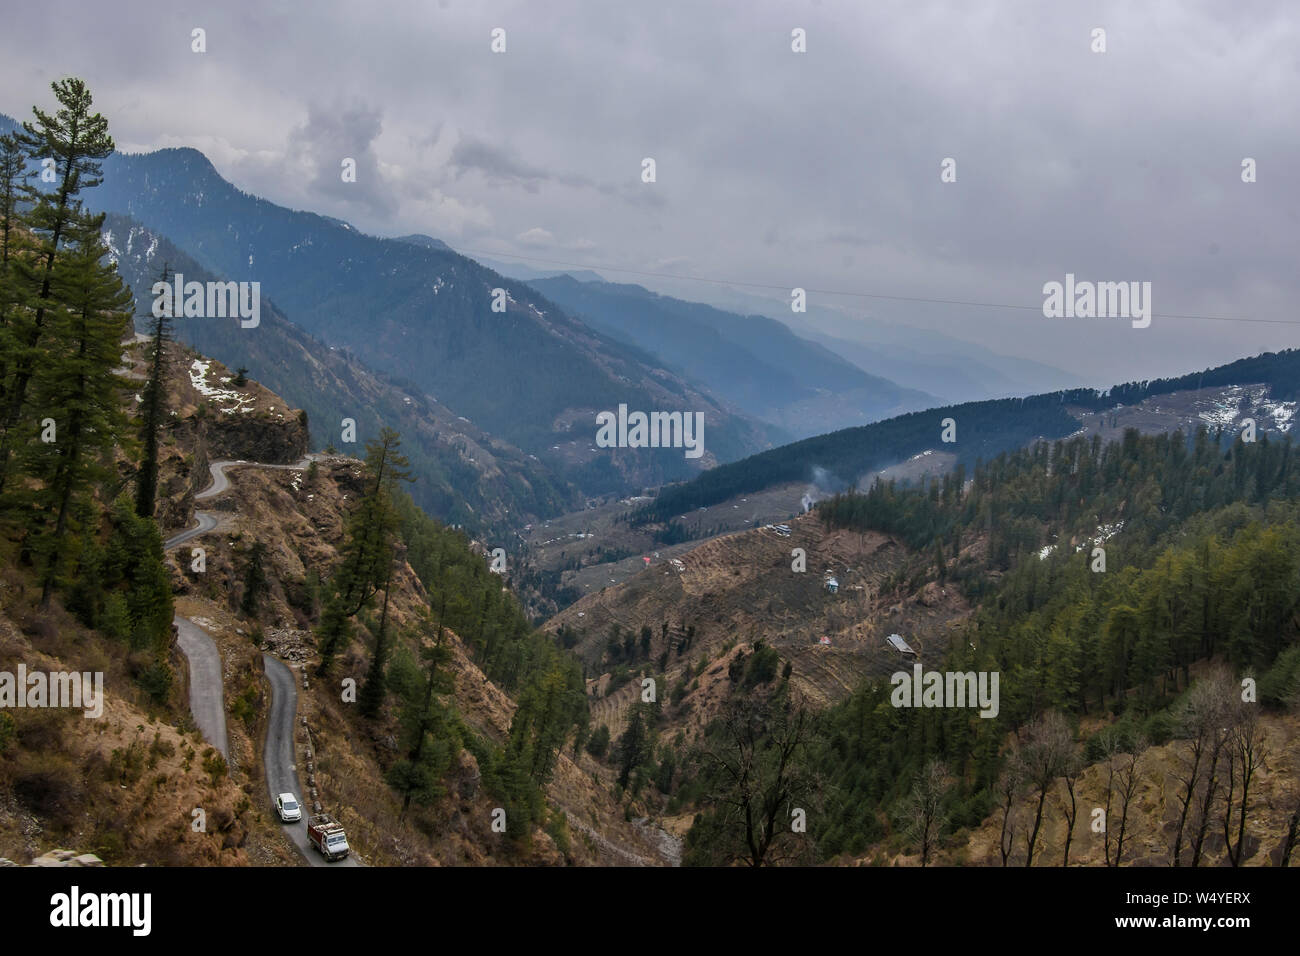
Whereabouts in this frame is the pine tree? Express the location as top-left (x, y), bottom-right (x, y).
top-left (240, 540), bottom-right (269, 617)
top-left (0, 79), bottom-right (114, 493)
top-left (616, 703), bottom-right (648, 790)
top-left (358, 550), bottom-right (397, 718)
top-left (387, 611), bottom-right (460, 815)
top-left (24, 215), bottom-right (132, 606)
top-left (0, 132), bottom-right (29, 399)
top-left (317, 428), bottom-right (411, 673)
top-left (0, 133), bottom-right (26, 267)
top-left (135, 264), bottom-right (172, 518)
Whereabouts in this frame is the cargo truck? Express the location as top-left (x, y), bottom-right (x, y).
top-left (306, 813), bottom-right (350, 861)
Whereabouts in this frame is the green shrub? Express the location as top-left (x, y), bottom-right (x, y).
top-left (585, 724), bottom-right (610, 760)
top-left (201, 749), bottom-right (227, 785)
top-left (743, 642), bottom-right (781, 688)
top-left (1259, 645), bottom-right (1300, 707)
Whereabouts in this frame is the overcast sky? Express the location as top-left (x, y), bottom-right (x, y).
top-left (2, 0), bottom-right (1296, 386)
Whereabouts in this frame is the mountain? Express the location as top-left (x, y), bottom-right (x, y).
top-left (393, 233), bottom-right (455, 253)
top-left (646, 277), bottom-right (1082, 403)
top-left (74, 140), bottom-right (774, 493)
top-left (545, 415), bottom-right (1300, 867)
top-left (0, 329), bottom-right (674, 865)
top-left (103, 213), bottom-right (580, 537)
top-left (634, 348), bottom-right (1300, 525)
top-left (798, 309), bottom-right (1085, 402)
top-left (525, 276), bottom-right (937, 439)
top-left (465, 254), bottom-right (606, 284)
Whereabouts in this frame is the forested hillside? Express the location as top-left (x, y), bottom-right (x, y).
top-left (673, 427), bottom-right (1300, 864)
top-left (636, 349), bottom-right (1300, 527)
top-left (636, 393), bottom-right (1081, 524)
top-left (0, 79), bottom-right (660, 867)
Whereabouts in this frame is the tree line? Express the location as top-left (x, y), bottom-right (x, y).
top-left (0, 79), bottom-right (175, 703)
top-left (668, 425), bottom-right (1300, 863)
top-left (313, 427), bottom-right (588, 842)
top-left (634, 348), bottom-right (1300, 531)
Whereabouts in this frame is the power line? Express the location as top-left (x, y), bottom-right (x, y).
top-left (451, 246), bottom-right (1300, 327)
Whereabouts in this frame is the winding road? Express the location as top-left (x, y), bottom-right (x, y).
top-left (163, 454), bottom-right (355, 864)
top-left (162, 460), bottom-right (312, 758)
top-left (162, 461), bottom-right (243, 759)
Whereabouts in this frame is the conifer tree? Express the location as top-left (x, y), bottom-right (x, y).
top-left (135, 263), bottom-right (172, 518)
top-left (359, 551), bottom-right (397, 718)
top-left (0, 132), bottom-right (28, 399)
top-left (616, 702), bottom-right (648, 790)
top-left (387, 610), bottom-right (459, 814)
top-left (24, 215), bottom-right (132, 606)
top-left (0, 132), bottom-right (26, 267)
top-left (240, 540), bottom-right (269, 616)
top-left (317, 428), bottom-right (411, 673)
top-left (0, 79), bottom-right (114, 493)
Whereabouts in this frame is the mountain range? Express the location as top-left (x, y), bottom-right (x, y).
top-left (524, 275), bottom-right (937, 438)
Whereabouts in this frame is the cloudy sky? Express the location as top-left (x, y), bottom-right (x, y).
top-left (1, 0), bottom-right (1296, 386)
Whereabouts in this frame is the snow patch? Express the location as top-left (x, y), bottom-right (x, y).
top-left (1076, 521), bottom-right (1125, 552)
top-left (189, 359), bottom-right (256, 414)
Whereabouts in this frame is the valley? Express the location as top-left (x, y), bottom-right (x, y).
top-left (0, 62), bottom-right (1296, 898)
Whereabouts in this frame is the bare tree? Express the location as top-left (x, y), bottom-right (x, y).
top-left (997, 761), bottom-right (1023, 867)
top-left (1057, 746), bottom-right (1083, 866)
top-left (1222, 707), bottom-right (1267, 866)
top-left (1171, 668), bottom-right (1236, 866)
top-left (1189, 672), bottom-right (1241, 867)
top-left (904, 758), bottom-right (950, 867)
top-left (1019, 711), bottom-right (1075, 866)
top-left (1099, 728), bottom-right (1124, 866)
top-left (696, 692), bottom-right (816, 867)
top-left (1114, 737), bottom-right (1147, 866)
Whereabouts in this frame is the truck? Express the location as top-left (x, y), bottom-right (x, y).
top-left (306, 813), bottom-right (350, 861)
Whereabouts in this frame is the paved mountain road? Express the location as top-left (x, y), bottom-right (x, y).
top-left (162, 454), bottom-right (356, 864)
top-left (163, 510), bottom-right (219, 550)
top-left (263, 654), bottom-right (360, 866)
top-left (161, 459), bottom-right (317, 762)
top-left (161, 462), bottom-right (243, 759)
top-left (173, 617), bottom-right (229, 758)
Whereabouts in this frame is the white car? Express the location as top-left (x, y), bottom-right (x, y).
top-left (276, 793), bottom-right (302, 823)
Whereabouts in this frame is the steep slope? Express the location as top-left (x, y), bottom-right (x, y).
top-left (554, 413), bottom-right (1300, 867)
top-left (527, 276), bottom-right (936, 438)
top-left (912, 703), bottom-right (1300, 868)
top-left (138, 347), bottom-right (675, 865)
top-left (164, 421), bottom-right (675, 865)
top-left (544, 508), bottom-right (976, 744)
top-left (641, 281), bottom-right (1082, 402)
top-left (80, 142), bottom-right (773, 490)
top-left (104, 214), bottom-right (579, 538)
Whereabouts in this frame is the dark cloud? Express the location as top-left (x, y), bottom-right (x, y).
top-left (0, 0), bottom-right (1294, 383)
top-left (451, 136), bottom-right (549, 190)
top-left (289, 102), bottom-right (396, 216)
